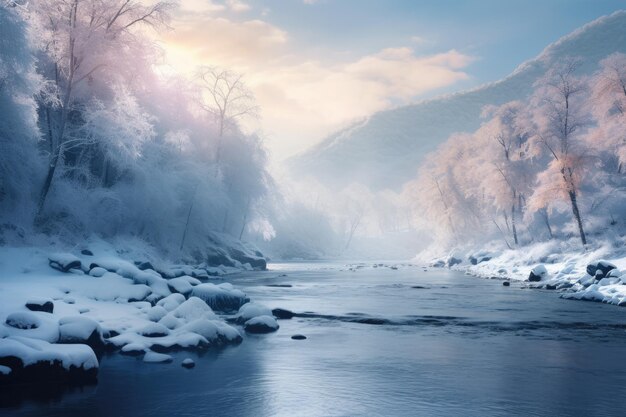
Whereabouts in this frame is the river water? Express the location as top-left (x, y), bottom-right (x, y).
top-left (5, 262), bottom-right (626, 417)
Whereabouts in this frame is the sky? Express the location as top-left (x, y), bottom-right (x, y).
top-left (158, 0), bottom-right (626, 160)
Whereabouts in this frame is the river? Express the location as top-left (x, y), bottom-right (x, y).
top-left (5, 262), bottom-right (626, 417)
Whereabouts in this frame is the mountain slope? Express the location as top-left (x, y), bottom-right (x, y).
top-left (288, 11), bottom-right (626, 190)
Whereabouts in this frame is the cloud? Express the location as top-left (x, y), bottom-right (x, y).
top-left (161, 10), bottom-right (473, 159)
top-left (163, 17), bottom-right (288, 67)
top-left (247, 48), bottom-right (473, 157)
top-left (226, 0), bottom-right (251, 12)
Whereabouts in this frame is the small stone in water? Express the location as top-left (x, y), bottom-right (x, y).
top-left (291, 334), bottom-right (307, 340)
top-left (181, 358), bottom-right (195, 369)
top-left (503, 281), bottom-right (510, 287)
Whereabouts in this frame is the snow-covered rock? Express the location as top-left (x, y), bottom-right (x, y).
top-left (58, 316), bottom-right (105, 356)
top-left (181, 358), bottom-right (195, 368)
top-left (157, 293), bottom-right (186, 312)
top-left (88, 267), bottom-right (107, 277)
top-left (0, 336), bottom-right (98, 384)
top-left (1, 311), bottom-right (60, 343)
top-left (138, 323), bottom-right (170, 337)
top-left (48, 253), bottom-right (81, 273)
top-left (167, 277), bottom-right (193, 297)
top-left (236, 302), bottom-right (273, 323)
top-left (146, 306), bottom-right (168, 322)
top-left (25, 298), bottom-right (54, 313)
top-left (272, 308), bottom-right (295, 319)
top-left (244, 315), bottom-right (279, 334)
top-left (529, 265), bottom-right (548, 282)
top-left (586, 260), bottom-right (617, 280)
top-left (143, 351), bottom-right (172, 363)
top-left (191, 283), bottom-right (249, 312)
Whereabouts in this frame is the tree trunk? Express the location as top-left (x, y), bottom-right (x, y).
top-left (180, 191), bottom-right (197, 251)
top-left (568, 189), bottom-right (587, 246)
top-left (37, 152), bottom-right (59, 214)
top-left (511, 203), bottom-right (518, 245)
top-left (540, 208), bottom-right (553, 239)
top-left (238, 197), bottom-right (251, 240)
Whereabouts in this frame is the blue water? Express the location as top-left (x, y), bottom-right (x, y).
top-left (4, 262), bottom-right (626, 417)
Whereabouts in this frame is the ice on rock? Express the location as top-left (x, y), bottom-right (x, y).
top-left (143, 351), bottom-right (173, 363)
top-left (236, 302), bottom-right (273, 323)
top-left (0, 365), bottom-right (11, 375)
top-left (48, 253), bottom-right (82, 272)
top-left (191, 283), bottom-right (249, 312)
top-left (244, 315), bottom-right (279, 334)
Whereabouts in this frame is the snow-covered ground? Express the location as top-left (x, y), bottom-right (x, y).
top-left (421, 237), bottom-right (626, 307)
top-left (0, 239), bottom-right (279, 385)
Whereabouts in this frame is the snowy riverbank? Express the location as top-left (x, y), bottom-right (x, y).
top-left (422, 237), bottom-right (626, 307)
top-left (0, 240), bottom-right (280, 386)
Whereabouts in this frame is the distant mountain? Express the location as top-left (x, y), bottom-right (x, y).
top-left (288, 11), bottom-right (626, 190)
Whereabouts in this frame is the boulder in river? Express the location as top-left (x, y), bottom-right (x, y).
top-left (528, 265), bottom-right (548, 282)
top-left (272, 308), bottom-right (295, 319)
top-left (244, 316), bottom-right (279, 334)
top-left (181, 358), bottom-right (195, 369)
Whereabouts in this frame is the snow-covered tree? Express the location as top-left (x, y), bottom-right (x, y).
top-left (0, 3), bottom-right (43, 224)
top-left (31, 0), bottom-right (174, 213)
top-left (527, 58), bottom-right (590, 246)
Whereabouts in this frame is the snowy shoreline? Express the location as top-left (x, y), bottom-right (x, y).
top-left (0, 242), bottom-right (281, 387)
top-left (425, 238), bottom-right (626, 307)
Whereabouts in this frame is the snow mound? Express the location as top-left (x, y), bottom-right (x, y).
top-left (1, 312), bottom-right (60, 343)
top-left (157, 293), bottom-right (186, 312)
top-left (146, 306), bottom-right (168, 322)
top-left (138, 323), bottom-right (170, 337)
top-left (167, 277), bottom-right (193, 296)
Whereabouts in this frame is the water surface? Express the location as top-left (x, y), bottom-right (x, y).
top-left (5, 262), bottom-right (626, 417)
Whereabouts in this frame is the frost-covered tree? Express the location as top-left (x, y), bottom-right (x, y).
top-left (527, 59), bottom-right (590, 246)
top-left (31, 0), bottom-right (174, 213)
top-left (0, 3), bottom-right (43, 224)
top-left (589, 53), bottom-right (626, 172)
